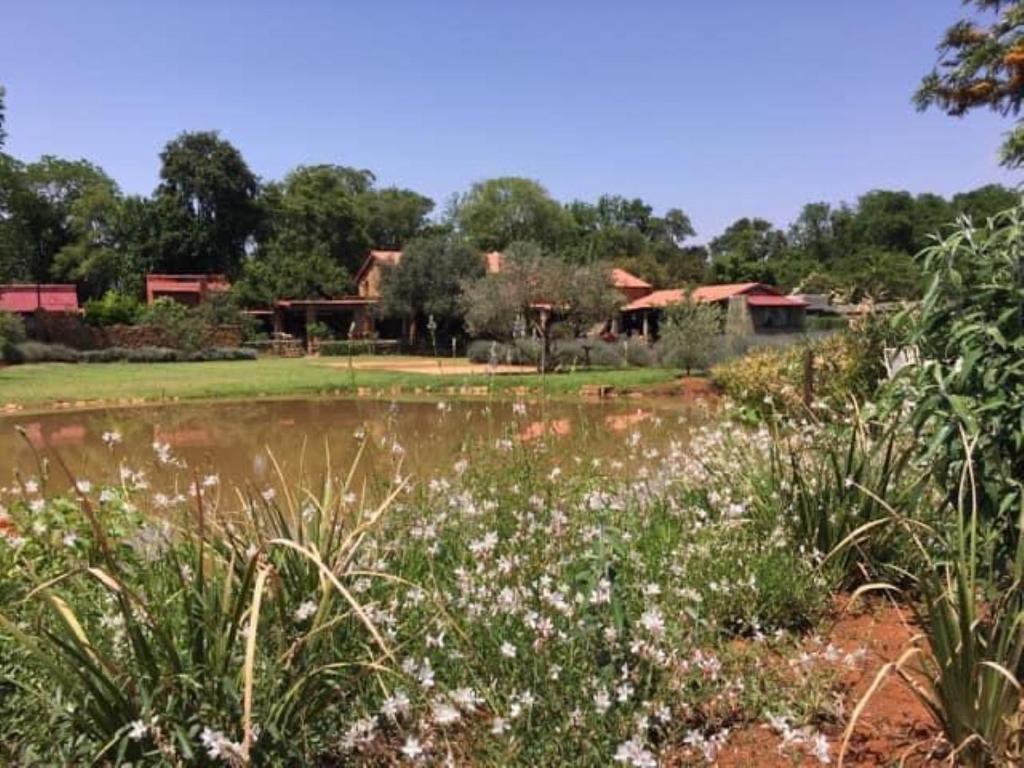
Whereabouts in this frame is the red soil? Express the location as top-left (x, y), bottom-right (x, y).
top-left (713, 598), bottom-right (942, 767)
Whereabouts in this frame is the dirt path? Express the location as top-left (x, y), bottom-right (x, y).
top-left (322, 357), bottom-right (536, 376)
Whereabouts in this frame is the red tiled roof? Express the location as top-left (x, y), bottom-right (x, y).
top-left (610, 268), bottom-right (652, 289)
top-left (354, 250), bottom-right (403, 285)
top-left (622, 288), bottom-right (686, 310)
top-left (0, 284), bottom-right (79, 313)
top-left (690, 282), bottom-right (766, 302)
top-left (746, 294), bottom-right (808, 308)
top-left (622, 282), bottom-right (797, 311)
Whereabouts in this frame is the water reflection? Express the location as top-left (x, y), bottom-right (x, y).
top-left (0, 398), bottom-right (702, 491)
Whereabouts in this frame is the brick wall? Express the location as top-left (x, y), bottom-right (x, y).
top-left (26, 312), bottom-right (242, 349)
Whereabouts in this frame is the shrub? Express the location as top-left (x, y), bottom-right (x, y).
top-left (83, 291), bottom-right (142, 326)
top-left (7, 342), bottom-right (81, 364)
top-left (658, 299), bottom-right (722, 374)
top-left (0, 311), bottom-right (27, 361)
top-left (139, 298), bottom-right (207, 351)
top-left (318, 339), bottom-right (378, 356)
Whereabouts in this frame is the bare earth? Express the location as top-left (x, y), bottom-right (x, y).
top-left (322, 356), bottom-right (537, 376)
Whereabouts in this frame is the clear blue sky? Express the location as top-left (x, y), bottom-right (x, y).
top-left (1, 0), bottom-right (1016, 239)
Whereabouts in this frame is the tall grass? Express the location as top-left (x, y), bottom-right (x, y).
top-left (0, 446), bottom-right (404, 765)
top-left (840, 438), bottom-right (1024, 767)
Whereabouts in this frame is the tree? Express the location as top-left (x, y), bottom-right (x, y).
top-left (263, 165), bottom-right (373, 277)
top-left (461, 241), bottom-right (620, 370)
top-left (377, 234), bottom-right (484, 342)
top-left (659, 298), bottom-right (722, 375)
top-left (2, 156), bottom-right (118, 285)
top-left (155, 131), bottom-right (261, 275)
top-left (235, 240), bottom-right (348, 307)
top-left (362, 187), bottom-right (434, 249)
top-left (709, 218), bottom-right (787, 283)
top-left (452, 177), bottom-right (571, 251)
top-left (952, 183), bottom-right (1020, 223)
top-left (916, 1), bottom-right (1024, 166)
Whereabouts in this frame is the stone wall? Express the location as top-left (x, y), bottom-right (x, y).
top-left (26, 311), bottom-right (242, 349)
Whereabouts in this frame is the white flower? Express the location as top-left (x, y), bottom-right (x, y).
top-left (199, 726), bottom-right (244, 762)
top-left (294, 600), bottom-right (317, 622)
top-left (614, 736), bottom-right (657, 768)
top-left (400, 735), bottom-right (424, 759)
top-left (490, 716), bottom-right (509, 735)
top-left (500, 641), bottom-right (517, 658)
top-left (812, 732), bottom-right (831, 764)
top-left (380, 689), bottom-right (410, 719)
top-left (101, 430), bottom-right (122, 446)
top-left (593, 688), bottom-right (611, 714)
top-left (75, 480), bottom-right (92, 494)
top-left (127, 719), bottom-right (148, 741)
top-left (639, 607), bottom-right (665, 638)
top-left (62, 532), bottom-right (79, 548)
top-left (432, 700), bottom-right (461, 725)
top-left (24, 479), bottom-right (39, 494)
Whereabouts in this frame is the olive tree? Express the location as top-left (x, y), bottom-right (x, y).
top-left (658, 299), bottom-right (722, 375)
top-left (461, 241), bottom-right (620, 371)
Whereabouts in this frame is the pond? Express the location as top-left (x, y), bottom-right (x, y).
top-left (0, 397), bottom-right (706, 494)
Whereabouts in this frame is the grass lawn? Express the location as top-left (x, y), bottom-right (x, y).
top-left (0, 356), bottom-right (681, 411)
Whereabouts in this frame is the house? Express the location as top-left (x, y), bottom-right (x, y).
top-left (620, 282), bottom-right (807, 338)
top-left (145, 274), bottom-right (231, 306)
top-left (610, 268), bottom-right (653, 303)
top-left (0, 284), bottom-right (80, 314)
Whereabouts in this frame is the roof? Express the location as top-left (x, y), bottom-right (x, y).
top-left (622, 288), bottom-right (686, 311)
top-left (622, 282), bottom-right (804, 312)
top-left (146, 274), bottom-right (230, 294)
top-left (690, 282), bottom-right (766, 302)
top-left (610, 268), bottom-right (652, 290)
top-left (746, 294), bottom-right (808, 308)
top-left (274, 298), bottom-right (377, 309)
top-left (0, 284), bottom-right (79, 313)
top-left (353, 250), bottom-right (403, 285)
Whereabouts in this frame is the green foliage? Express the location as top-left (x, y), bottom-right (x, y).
top-left (361, 186), bottom-right (434, 249)
top-left (378, 234), bottom-right (485, 338)
top-left (138, 298), bottom-right (208, 351)
top-left (658, 299), bottom-right (722, 374)
top-left (915, 1), bottom-right (1024, 167)
top-left (155, 131), bottom-right (262, 276)
top-left (304, 320), bottom-right (331, 340)
top-left (709, 217), bottom-right (787, 283)
top-left (4, 342), bottom-right (257, 364)
top-left (452, 177), bottom-right (572, 251)
top-left (0, 309), bottom-right (26, 345)
top-left (83, 291), bottom-right (142, 326)
top-left (901, 202), bottom-right (1024, 538)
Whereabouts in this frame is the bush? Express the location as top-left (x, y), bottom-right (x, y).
top-left (7, 342), bottom-right (82, 364)
top-left (0, 311), bottom-right (27, 362)
top-left (658, 300), bottom-right (722, 374)
top-left (6, 344), bottom-right (256, 365)
top-left (318, 339), bottom-right (378, 356)
top-left (711, 330), bottom-right (886, 413)
top-left (139, 298), bottom-right (207, 351)
top-left (83, 291), bottom-right (142, 326)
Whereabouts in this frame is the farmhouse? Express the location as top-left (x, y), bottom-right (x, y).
top-left (620, 281), bottom-right (807, 338)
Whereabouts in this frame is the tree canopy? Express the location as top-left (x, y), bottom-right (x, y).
top-left (916, 0), bottom-right (1024, 167)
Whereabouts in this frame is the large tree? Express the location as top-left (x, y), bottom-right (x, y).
top-left (0, 85), bottom-right (7, 150)
top-left (154, 131), bottom-right (261, 276)
top-left (377, 234), bottom-right (484, 342)
top-left (362, 187), bottom-right (434, 249)
top-left (708, 218), bottom-right (787, 283)
top-left (916, 0), bottom-right (1024, 167)
top-left (452, 177), bottom-right (571, 251)
top-left (461, 241), bottom-right (620, 370)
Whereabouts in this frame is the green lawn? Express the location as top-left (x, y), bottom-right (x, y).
top-left (0, 356), bottom-right (681, 411)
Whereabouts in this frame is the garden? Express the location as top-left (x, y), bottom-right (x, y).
top-left (0, 202), bottom-right (1022, 768)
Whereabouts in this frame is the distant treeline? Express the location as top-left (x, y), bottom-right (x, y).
top-left (0, 85), bottom-right (1017, 306)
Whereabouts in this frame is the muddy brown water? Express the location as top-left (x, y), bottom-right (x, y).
top-left (0, 397), bottom-right (705, 493)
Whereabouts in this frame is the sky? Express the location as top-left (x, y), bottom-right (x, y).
top-left (1, 0), bottom-right (1017, 240)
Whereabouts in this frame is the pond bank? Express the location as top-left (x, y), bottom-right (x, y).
top-left (0, 356), bottom-right (706, 415)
